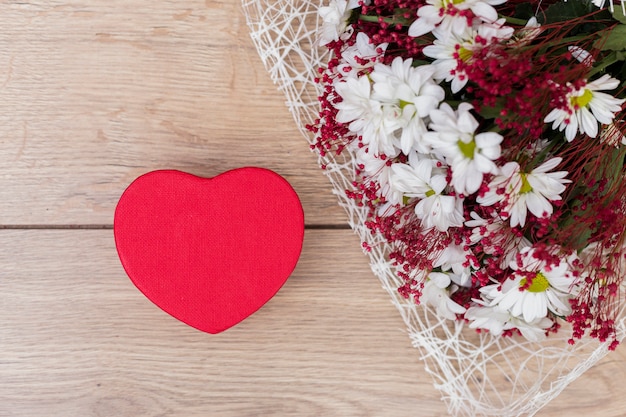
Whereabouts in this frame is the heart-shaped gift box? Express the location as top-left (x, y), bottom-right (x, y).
top-left (114, 168), bottom-right (304, 334)
top-left (242, 1), bottom-right (626, 416)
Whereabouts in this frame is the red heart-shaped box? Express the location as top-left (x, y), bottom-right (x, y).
top-left (114, 168), bottom-right (304, 333)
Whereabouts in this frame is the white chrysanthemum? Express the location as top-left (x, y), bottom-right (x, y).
top-left (568, 46), bottom-right (594, 66)
top-left (318, 0), bottom-right (367, 46)
top-left (390, 152), bottom-right (462, 231)
top-left (465, 211), bottom-right (531, 267)
top-left (466, 304), bottom-right (511, 336)
top-left (544, 75), bottom-right (625, 141)
top-left (423, 19), bottom-right (513, 93)
top-left (371, 58), bottom-right (445, 154)
top-left (422, 27), bottom-right (473, 93)
top-left (509, 16), bottom-right (541, 46)
top-left (481, 247), bottom-right (579, 323)
top-left (337, 32), bottom-right (388, 80)
top-left (509, 315), bottom-right (555, 342)
top-left (414, 177), bottom-right (465, 232)
top-left (336, 58), bottom-right (446, 157)
top-left (334, 75), bottom-right (375, 125)
top-left (599, 123), bottom-right (626, 146)
top-left (389, 151), bottom-right (445, 198)
top-left (477, 157), bottom-right (570, 227)
top-left (591, 0), bottom-right (621, 11)
top-left (425, 102), bottom-right (502, 195)
top-left (465, 304), bottom-right (554, 342)
top-left (334, 76), bottom-right (402, 156)
top-left (408, 0), bottom-right (506, 38)
top-left (353, 147), bottom-right (401, 215)
top-left (422, 272), bottom-right (467, 320)
top-left (433, 242), bottom-right (478, 286)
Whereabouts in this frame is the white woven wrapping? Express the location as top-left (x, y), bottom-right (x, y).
top-left (241, 1), bottom-right (626, 415)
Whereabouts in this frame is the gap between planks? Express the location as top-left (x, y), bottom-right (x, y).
top-left (0, 224), bottom-right (351, 230)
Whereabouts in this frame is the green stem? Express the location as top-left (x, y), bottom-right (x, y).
top-left (358, 14), bottom-right (383, 23)
top-left (499, 15), bottom-right (529, 26)
top-left (358, 14), bottom-right (411, 26)
top-left (530, 138), bottom-right (559, 167)
top-left (588, 51), bottom-right (623, 77)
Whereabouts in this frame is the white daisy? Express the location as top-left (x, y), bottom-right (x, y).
top-left (318, 0), bottom-right (367, 46)
top-left (465, 211), bottom-right (531, 267)
top-left (389, 152), bottom-right (445, 199)
top-left (599, 123), bottom-right (626, 147)
top-left (371, 58), bottom-right (445, 154)
top-left (466, 304), bottom-right (554, 342)
top-left (423, 19), bottom-right (513, 93)
top-left (509, 315), bottom-right (555, 342)
top-left (387, 140), bottom-right (460, 231)
top-left (334, 75), bottom-right (375, 125)
top-left (432, 242), bottom-right (478, 287)
top-left (568, 46), bottom-right (594, 66)
top-left (544, 74), bottom-right (625, 141)
top-left (425, 102), bottom-right (502, 195)
top-left (509, 16), bottom-right (541, 46)
top-left (353, 147), bottom-right (401, 215)
top-left (408, 0), bottom-right (506, 38)
top-left (591, 0), bottom-right (622, 12)
top-left (477, 157), bottom-right (570, 227)
top-left (466, 304), bottom-right (512, 336)
top-left (337, 32), bottom-right (388, 80)
top-left (413, 176), bottom-right (465, 232)
top-left (481, 247), bottom-right (579, 323)
top-left (422, 271), bottom-right (467, 320)
top-left (334, 75), bottom-right (402, 156)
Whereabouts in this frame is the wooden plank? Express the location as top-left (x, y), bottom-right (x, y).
top-left (0, 229), bottom-right (438, 416)
top-left (0, 1), bottom-right (345, 226)
top-left (0, 229), bottom-right (625, 416)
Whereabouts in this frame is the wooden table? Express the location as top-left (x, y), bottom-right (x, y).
top-left (1, 1), bottom-right (625, 416)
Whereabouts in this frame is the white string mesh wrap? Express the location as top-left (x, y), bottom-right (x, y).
top-left (241, 1), bottom-right (626, 415)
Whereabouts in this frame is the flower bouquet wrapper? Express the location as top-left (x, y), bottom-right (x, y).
top-left (242, 0), bottom-right (626, 415)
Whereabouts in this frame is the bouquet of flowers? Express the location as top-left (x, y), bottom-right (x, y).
top-left (242, 0), bottom-right (626, 415)
top-left (311, 0), bottom-right (626, 348)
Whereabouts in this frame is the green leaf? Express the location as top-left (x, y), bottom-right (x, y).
top-left (612, 6), bottom-right (626, 24)
top-left (620, 61), bottom-right (626, 82)
top-left (514, 3), bottom-right (534, 20)
top-left (477, 105), bottom-right (502, 120)
top-left (570, 228), bottom-right (594, 251)
top-left (599, 144), bottom-right (626, 189)
top-left (475, 98), bottom-right (506, 120)
top-left (410, 59), bottom-right (431, 67)
top-left (540, 0), bottom-right (589, 24)
top-left (596, 25), bottom-right (626, 51)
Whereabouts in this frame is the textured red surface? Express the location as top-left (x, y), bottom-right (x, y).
top-left (114, 168), bottom-right (304, 333)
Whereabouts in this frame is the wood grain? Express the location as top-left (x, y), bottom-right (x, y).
top-left (0, 230), bottom-right (625, 417)
top-left (0, 1), bottom-right (625, 416)
top-left (0, 0), bottom-right (344, 226)
top-left (0, 230), bottom-right (437, 417)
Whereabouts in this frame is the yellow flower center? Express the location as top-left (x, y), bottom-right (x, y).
top-left (519, 173), bottom-right (533, 193)
top-left (520, 272), bottom-right (550, 293)
top-left (458, 46), bottom-right (472, 62)
top-left (399, 99), bottom-right (412, 110)
top-left (457, 139), bottom-right (476, 159)
top-left (444, 0), bottom-right (465, 12)
top-left (570, 88), bottom-right (593, 109)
